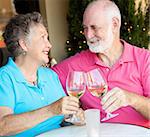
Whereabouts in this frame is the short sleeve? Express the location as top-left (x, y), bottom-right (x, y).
top-left (0, 71), bottom-right (15, 109)
top-left (142, 53), bottom-right (150, 97)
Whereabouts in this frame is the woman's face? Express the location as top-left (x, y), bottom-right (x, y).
top-left (25, 23), bottom-right (52, 65)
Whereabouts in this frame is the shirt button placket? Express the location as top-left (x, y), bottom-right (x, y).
top-left (105, 68), bottom-right (110, 84)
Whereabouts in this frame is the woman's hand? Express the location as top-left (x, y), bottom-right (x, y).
top-left (49, 96), bottom-right (79, 116)
top-left (61, 96), bottom-right (80, 115)
top-left (65, 108), bottom-right (85, 126)
top-left (73, 108), bottom-right (85, 126)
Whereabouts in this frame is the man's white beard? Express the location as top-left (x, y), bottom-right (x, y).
top-left (87, 26), bottom-right (114, 53)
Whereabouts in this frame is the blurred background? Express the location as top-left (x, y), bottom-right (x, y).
top-left (0, 0), bottom-right (149, 65)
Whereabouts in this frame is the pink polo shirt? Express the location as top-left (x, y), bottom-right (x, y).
top-left (52, 40), bottom-right (150, 128)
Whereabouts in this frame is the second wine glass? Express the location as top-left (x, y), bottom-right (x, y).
top-left (86, 69), bottom-right (119, 121)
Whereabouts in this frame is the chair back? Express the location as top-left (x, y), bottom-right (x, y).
top-left (0, 48), bottom-right (3, 67)
top-left (0, 48), bottom-right (11, 67)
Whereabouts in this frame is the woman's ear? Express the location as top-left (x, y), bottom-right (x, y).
top-left (18, 39), bottom-right (28, 51)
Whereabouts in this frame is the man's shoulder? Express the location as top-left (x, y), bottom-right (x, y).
top-left (57, 50), bottom-right (91, 65)
top-left (52, 49), bottom-right (94, 72)
top-left (124, 40), bottom-right (150, 57)
top-left (132, 45), bottom-right (150, 58)
top-left (67, 49), bottom-right (91, 61)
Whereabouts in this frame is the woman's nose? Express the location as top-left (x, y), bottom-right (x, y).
top-left (47, 40), bottom-right (52, 49)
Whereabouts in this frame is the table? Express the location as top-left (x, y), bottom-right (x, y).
top-left (36, 123), bottom-right (149, 137)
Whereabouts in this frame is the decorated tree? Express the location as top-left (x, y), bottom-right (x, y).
top-left (66, 0), bottom-right (149, 57)
top-left (114, 0), bottom-right (149, 48)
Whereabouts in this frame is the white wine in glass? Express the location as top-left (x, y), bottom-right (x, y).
top-left (66, 71), bottom-right (86, 98)
top-left (86, 69), bottom-right (119, 121)
top-left (66, 71), bottom-right (86, 122)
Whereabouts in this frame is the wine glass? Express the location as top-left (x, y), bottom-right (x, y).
top-left (86, 69), bottom-right (119, 121)
top-left (66, 71), bottom-right (86, 122)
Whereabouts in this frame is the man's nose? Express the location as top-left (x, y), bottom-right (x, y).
top-left (85, 29), bottom-right (95, 39)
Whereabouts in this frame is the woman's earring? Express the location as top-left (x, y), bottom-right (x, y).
top-left (22, 51), bottom-right (26, 55)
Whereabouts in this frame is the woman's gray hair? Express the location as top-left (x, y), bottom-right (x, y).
top-left (3, 12), bottom-right (44, 57)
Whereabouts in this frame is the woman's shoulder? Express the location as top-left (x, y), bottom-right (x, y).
top-left (0, 65), bottom-right (9, 75)
top-left (0, 66), bottom-right (12, 81)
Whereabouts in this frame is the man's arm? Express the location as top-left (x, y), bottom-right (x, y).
top-left (101, 87), bottom-right (150, 120)
top-left (0, 96), bottom-right (79, 136)
top-left (129, 93), bottom-right (150, 119)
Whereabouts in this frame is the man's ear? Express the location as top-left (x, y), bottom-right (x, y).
top-left (18, 39), bottom-right (28, 51)
top-left (112, 17), bottom-right (120, 33)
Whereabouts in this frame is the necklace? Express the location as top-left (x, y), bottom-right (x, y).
top-left (27, 80), bottom-right (37, 85)
top-left (18, 65), bottom-right (38, 86)
top-left (26, 75), bottom-right (37, 85)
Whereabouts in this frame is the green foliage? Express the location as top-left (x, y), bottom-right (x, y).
top-left (114, 0), bottom-right (149, 48)
top-left (66, 0), bottom-right (92, 57)
top-left (66, 0), bottom-right (149, 57)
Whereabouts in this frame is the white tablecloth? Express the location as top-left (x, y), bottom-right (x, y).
top-left (36, 123), bottom-right (149, 137)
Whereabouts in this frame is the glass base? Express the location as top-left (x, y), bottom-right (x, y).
top-left (101, 113), bottom-right (119, 121)
top-left (65, 114), bottom-right (81, 123)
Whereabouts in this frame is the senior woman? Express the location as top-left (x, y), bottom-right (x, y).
top-left (0, 12), bottom-right (84, 137)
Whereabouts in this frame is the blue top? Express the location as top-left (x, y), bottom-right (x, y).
top-left (0, 58), bottom-right (66, 137)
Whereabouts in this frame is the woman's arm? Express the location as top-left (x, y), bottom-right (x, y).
top-left (0, 96), bottom-right (79, 136)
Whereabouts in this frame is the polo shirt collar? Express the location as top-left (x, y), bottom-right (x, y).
top-left (6, 58), bottom-right (47, 85)
top-left (120, 40), bottom-right (134, 63)
top-left (84, 50), bottom-right (102, 66)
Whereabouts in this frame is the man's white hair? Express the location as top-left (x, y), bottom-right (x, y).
top-left (86, 0), bottom-right (121, 27)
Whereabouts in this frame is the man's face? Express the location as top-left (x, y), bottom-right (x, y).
top-left (83, 10), bottom-right (114, 53)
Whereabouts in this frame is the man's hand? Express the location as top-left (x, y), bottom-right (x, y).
top-left (101, 87), bottom-right (133, 113)
top-left (101, 87), bottom-right (150, 120)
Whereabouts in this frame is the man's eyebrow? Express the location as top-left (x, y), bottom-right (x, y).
top-left (82, 25), bottom-right (88, 28)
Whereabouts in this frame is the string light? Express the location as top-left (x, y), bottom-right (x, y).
top-left (129, 37), bottom-right (132, 40)
top-left (83, 41), bottom-right (86, 43)
top-left (142, 28), bottom-right (146, 31)
top-left (124, 22), bottom-right (127, 25)
top-left (79, 46), bottom-right (82, 49)
top-left (80, 30), bottom-right (83, 34)
top-left (66, 40), bottom-right (70, 44)
top-left (127, 28), bottom-right (131, 32)
top-left (137, 25), bottom-right (139, 28)
top-left (68, 47), bottom-right (72, 51)
top-left (79, 30), bottom-right (84, 35)
top-left (130, 26), bottom-right (133, 29)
